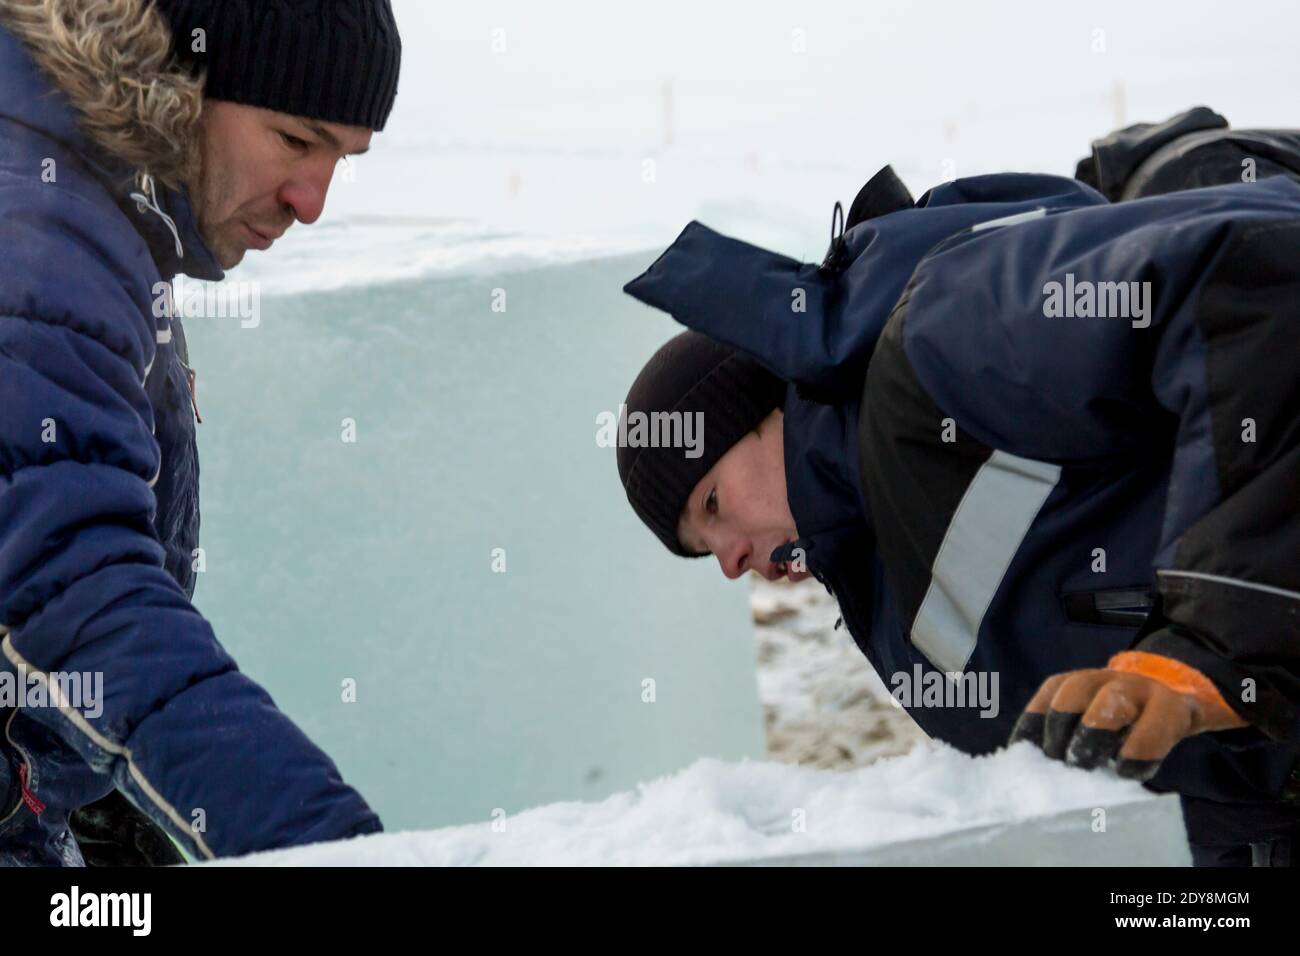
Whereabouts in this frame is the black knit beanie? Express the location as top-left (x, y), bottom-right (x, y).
top-left (617, 331), bottom-right (788, 558)
top-left (153, 0), bottom-right (402, 131)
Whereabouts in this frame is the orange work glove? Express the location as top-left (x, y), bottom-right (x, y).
top-left (1008, 651), bottom-right (1248, 781)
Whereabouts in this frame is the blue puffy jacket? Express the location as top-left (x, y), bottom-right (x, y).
top-left (626, 170), bottom-right (1300, 858)
top-left (0, 15), bottom-right (381, 863)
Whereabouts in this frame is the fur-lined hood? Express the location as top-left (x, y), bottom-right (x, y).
top-left (0, 0), bottom-right (202, 190)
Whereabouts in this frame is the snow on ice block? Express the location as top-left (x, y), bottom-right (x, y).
top-left (214, 742), bottom-right (1191, 866)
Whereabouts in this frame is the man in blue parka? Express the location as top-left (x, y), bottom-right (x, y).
top-left (0, 0), bottom-right (401, 864)
top-left (616, 164), bottom-right (1300, 866)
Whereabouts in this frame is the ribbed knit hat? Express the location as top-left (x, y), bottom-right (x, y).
top-left (154, 0), bottom-right (402, 131)
top-left (617, 331), bottom-right (788, 557)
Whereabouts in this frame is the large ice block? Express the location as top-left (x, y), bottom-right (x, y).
top-left (185, 253), bottom-right (765, 831)
top-left (746, 798), bottom-right (1190, 866)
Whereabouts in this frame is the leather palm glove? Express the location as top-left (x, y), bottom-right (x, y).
top-left (1009, 651), bottom-right (1249, 781)
top-left (69, 789), bottom-right (187, 867)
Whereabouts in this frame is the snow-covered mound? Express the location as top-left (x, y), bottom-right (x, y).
top-left (217, 742), bottom-right (1177, 866)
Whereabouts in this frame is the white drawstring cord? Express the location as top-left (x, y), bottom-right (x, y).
top-left (130, 173), bottom-right (180, 365)
top-left (129, 173), bottom-right (184, 261)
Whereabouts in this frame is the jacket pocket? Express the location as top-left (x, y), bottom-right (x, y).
top-left (1061, 587), bottom-right (1153, 627)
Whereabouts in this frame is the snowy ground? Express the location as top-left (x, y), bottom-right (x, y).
top-left (751, 576), bottom-right (928, 768)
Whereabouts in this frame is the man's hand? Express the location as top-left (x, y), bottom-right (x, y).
top-left (1009, 651), bottom-right (1248, 781)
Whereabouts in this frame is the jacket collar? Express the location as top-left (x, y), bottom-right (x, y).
top-left (771, 395), bottom-right (873, 571)
top-left (0, 8), bottom-right (223, 282)
top-left (125, 172), bottom-right (225, 282)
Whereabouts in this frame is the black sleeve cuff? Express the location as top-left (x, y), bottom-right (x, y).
top-left (1135, 627), bottom-right (1300, 743)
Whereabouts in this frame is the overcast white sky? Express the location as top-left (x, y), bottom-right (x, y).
top-left (385, 0), bottom-right (1297, 149)
top-left (312, 0), bottom-right (1300, 256)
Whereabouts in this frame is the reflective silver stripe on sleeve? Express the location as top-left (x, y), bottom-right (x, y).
top-left (910, 450), bottom-right (1061, 673)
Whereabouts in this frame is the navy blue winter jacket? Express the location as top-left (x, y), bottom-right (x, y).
top-left (0, 15), bottom-right (381, 863)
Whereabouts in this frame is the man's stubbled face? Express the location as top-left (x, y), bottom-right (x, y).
top-left (191, 100), bottom-right (373, 269)
top-left (676, 408), bottom-right (810, 582)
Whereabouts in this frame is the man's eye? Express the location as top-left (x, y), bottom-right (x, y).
top-left (706, 489), bottom-right (718, 515)
top-left (279, 131), bottom-right (309, 151)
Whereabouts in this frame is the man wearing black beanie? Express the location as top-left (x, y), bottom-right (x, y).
top-left (158, 0), bottom-right (402, 268)
top-left (618, 165), bottom-right (1300, 867)
top-left (616, 331), bottom-right (804, 578)
top-left (0, 0), bottom-right (400, 865)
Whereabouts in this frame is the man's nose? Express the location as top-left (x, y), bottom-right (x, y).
top-left (278, 162), bottom-right (338, 226)
top-left (716, 538), bottom-right (752, 580)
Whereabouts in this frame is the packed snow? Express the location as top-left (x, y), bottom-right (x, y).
top-left (218, 742), bottom-right (1159, 866)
